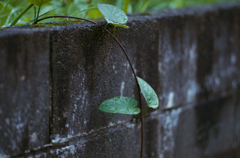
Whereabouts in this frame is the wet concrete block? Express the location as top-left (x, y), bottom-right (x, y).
top-left (159, 6), bottom-right (240, 109)
top-left (233, 84), bottom-right (240, 158)
top-left (21, 116), bottom-right (160, 158)
top-left (50, 24), bottom-right (137, 139)
top-left (158, 15), bottom-right (199, 109)
top-left (0, 30), bottom-right (50, 157)
top-left (143, 115), bottom-right (161, 158)
top-left (50, 18), bottom-right (160, 139)
top-left (160, 93), bottom-right (239, 158)
top-left (49, 3), bottom-right (240, 141)
top-left (63, 123), bottom-right (142, 158)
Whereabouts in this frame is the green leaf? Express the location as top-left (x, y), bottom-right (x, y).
top-left (98, 96), bottom-right (140, 115)
top-left (137, 77), bottom-right (159, 109)
top-left (97, 3), bottom-right (128, 26)
top-left (27, 0), bottom-right (53, 7)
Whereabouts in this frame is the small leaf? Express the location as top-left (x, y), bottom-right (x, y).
top-left (137, 77), bottom-right (159, 109)
top-left (97, 3), bottom-right (128, 26)
top-left (98, 96), bottom-right (140, 115)
top-left (27, 0), bottom-right (53, 7)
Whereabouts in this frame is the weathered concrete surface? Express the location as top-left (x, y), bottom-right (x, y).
top-left (49, 19), bottom-right (161, 139)
top-left (158, 5), bottom-right (240, 110)
top-left (49, 3), bottom-right (240, 157)
top-left (159, 4), bottom-right (240, 158)
top-left (161, 89), bottom-right (240, 158)
top-left (158, 5), bottom-right (240, 157)
top-left (50, 25), bottom-right (138, 138)
top-left (0, 2), bottom-right (240, 158)
top-left (0, 30), bottom-right (50, 157)
top-left (14, 117), bottom-right (160, 158)
top-left (50, 2), bottom-right (240, 146)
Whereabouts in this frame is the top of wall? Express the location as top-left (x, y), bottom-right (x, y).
top-left (0, 2), bottom-right (239, 35)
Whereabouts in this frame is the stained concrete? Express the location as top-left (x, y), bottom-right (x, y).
top-left (0, 30), bottom-right (50, 156)
top-left (0, 2), bottom-right (240, 158)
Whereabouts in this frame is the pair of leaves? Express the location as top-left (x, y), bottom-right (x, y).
top-left (98, 77), bottom-right (159, 115)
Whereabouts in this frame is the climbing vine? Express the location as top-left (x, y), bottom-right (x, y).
top-left (1, 0), bottom-right (237, 157)
top-left (31, 3), bottom-right (159, 157)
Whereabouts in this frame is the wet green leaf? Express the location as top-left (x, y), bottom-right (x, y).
top-left (97, 3), bottom-right (128, 26)
top-left (98, 96), bottom-right (140, 114)
top-left (137, 77), bottom-right (159, 109)
top-left (27, 0), bottom-right (53, 7)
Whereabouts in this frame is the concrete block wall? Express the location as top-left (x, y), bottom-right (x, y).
top-left (0, 3), bottom-right (239, 158)
top-left (0, 30), bottom-right (50, 157)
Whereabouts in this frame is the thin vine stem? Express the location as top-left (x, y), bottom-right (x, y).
top-left (33, 15), bottom-right (144, 158)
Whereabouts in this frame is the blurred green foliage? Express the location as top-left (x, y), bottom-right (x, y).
top-left (0, 0), bottom-right (239, 27)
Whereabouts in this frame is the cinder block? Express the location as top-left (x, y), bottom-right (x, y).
top-left (0, 30), bottom-right (50, 157)
top-left (160, 94), bottom-right (239, 158)
top-left (50, 19), bottom-right (160, 139)
top-left (0, 3), bottom-right (239, 158)
top-left (233, 84), bottom-right (240, 158)
top-left (21, 117), bottom-right (160, 158)
top-left (159, 7), bottom-right (240, 109)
